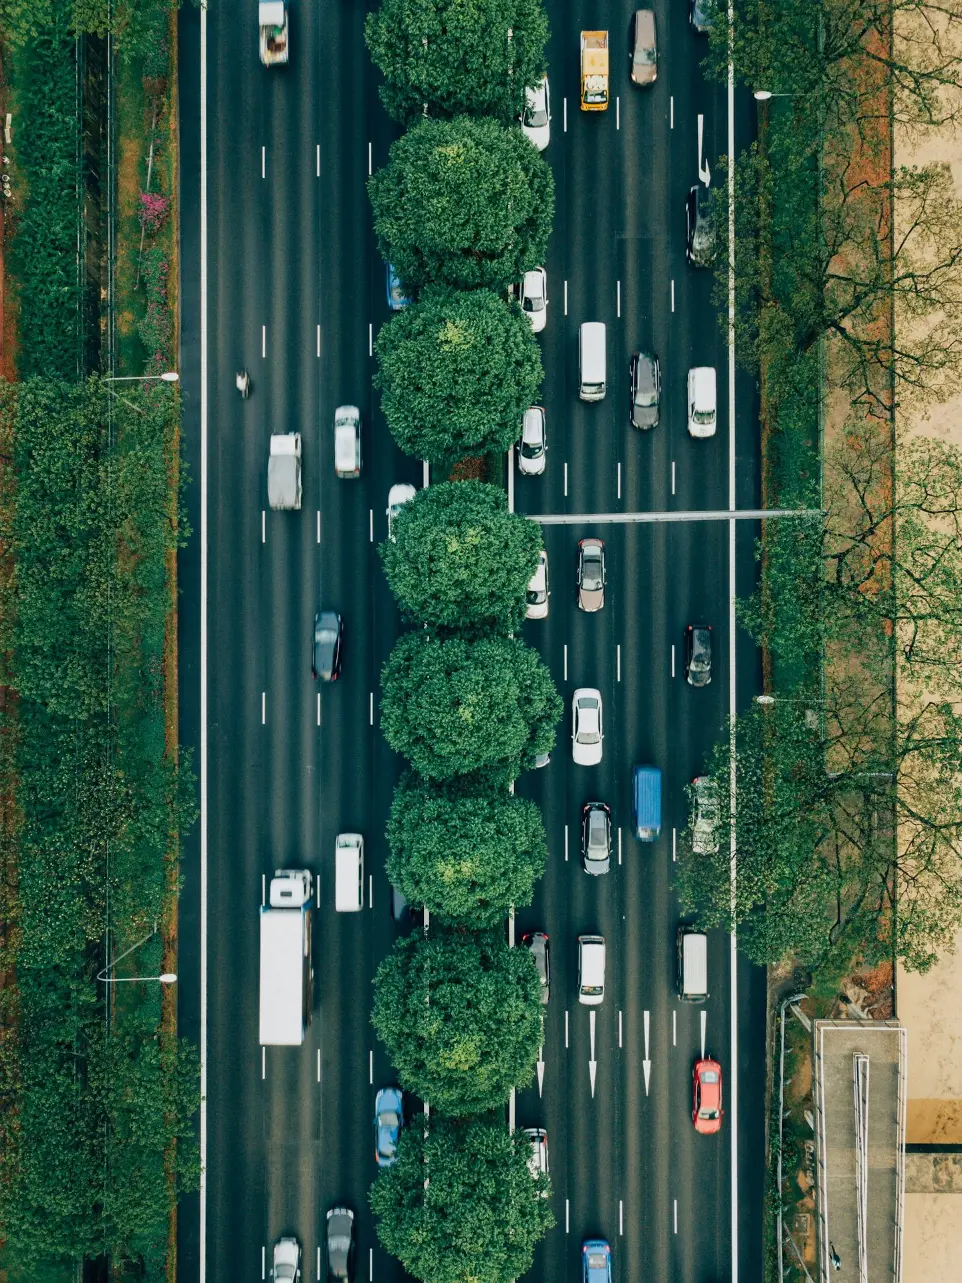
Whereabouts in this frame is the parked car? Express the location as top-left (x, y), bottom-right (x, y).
top-left (577, 538), bottom-right (606, 611)
top-left (312, 611), bottom-right (343, 681)
top-left (326, 1208), bottom-right (355, 1283)
top-left (630, 351), bottom-right (661, 428)
top-left (522, 930), bottom-right (550, 1003)
top-left (685, 624), bottom-right (712, 687)
top-left (630, 10), bottom-right (657, 85)
top-left (374, 1087), bottom-right (404, 1167)
top-left (572, 688), bottom-right (603, 765)
top-left (386, 483), bottom-right (416, 541)
top-left (691, 775), bottom-right (720, 854)
top-left (686, 184), bottom-right (715, 266)
top-left (526, 549), bottom-right (549, 620)
top-left (521, 1127), bottom-right (549, 1190)
top-left (582, 1240), bottom-right (612, 1283)
top-left (334, 405), bottom-right (361, 478)
top-left (581, 802), bottom-right (612, 876)
top-left (693, 1058), bottom-right (724, 1134)
top-left (521, 76), bottom-right (551, 150)
top-left (386, 263), bottom-right (412, 310)
top-left (518, 406), bottom-right (547, 476)
top-left (272, 1237), bottom-right (302, 1282)
top-left (520, 268), bottom-right (548, 333)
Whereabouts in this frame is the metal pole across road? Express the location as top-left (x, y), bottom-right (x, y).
top-left (528, 507), bottom-right (822, 525)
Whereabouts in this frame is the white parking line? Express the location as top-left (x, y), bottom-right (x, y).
top-left (423, 459), bottom-right (430, 487)
top-left (261, 1046), bottom-right (266, 1080)
top-left (368, 1249), bottom-right (373, 1282)
top-left (619, 1200), bottom-right (624, 1235)
top-left (673, 1009), bottom-right (677, 1045)
top-left (262, 1246), bottom-right (266, 1279)
top-left (317, 1247), bottom-right (321, 1281)
top-left (369, 874), bottom-right (373, 909)
top-left (566, 1199), bottom-right (570, 1233)
top-left (618, 1009), bottom-right (623, 1046)
top-left (674, 1199), bottom-right (678, 1234)
top-left (563, 644), bottom-right (568, 681)
top-left (507, 447), bottom-right (515, 513)
top-left (261, 146), bottom-right (266, 180)
top-left (261, 692), bottom-right (266, 724)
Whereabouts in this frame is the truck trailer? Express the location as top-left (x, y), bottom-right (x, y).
top-left (259, 1), bottom-right (289, 66)
top-left (267, 432), bottom-right (302, 510)
top-left (259, 869), bottom-right (313, 1046)
top-left (580, 31), bottom-right (610, 110)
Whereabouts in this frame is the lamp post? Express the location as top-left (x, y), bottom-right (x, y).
top-left (753, 90), bottom-right (795, 100)
top-left (754, 693), bottom-right (823, 730)
top-left (103, 371), bottom-right (179, 383)
top-left (96, 924), bottom-right (176, 985)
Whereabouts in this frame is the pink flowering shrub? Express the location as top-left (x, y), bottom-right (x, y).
top-left (138, 191), bottom-right (170, 237)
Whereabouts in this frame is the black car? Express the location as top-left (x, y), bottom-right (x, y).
top-left (686, 185), bottom-right (715, 267)
top-left (685, 624), bottom-right (712, 688)
top-left (522, 931), bottom-right (550, 1003)
top-left (312, 611), bottom-right (343, 681)
top-left (326, 1208), bottom-right (355, 1283)
top-left (630, 352), bottom-right (661, 429)
top-left (581, 802), bottom-right (612, 876)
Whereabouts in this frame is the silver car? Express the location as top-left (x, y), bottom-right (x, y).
top-left (272, 1237), bottom-right (301, 1282)
top-left (577, 538), bottom-right (606, 612)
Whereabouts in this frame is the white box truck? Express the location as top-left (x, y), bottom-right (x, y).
top-left (259, 869), bottom-right (313, 1046)
top-left (267, 432), bottom-right (302, 510)
top-left (259, 1), bottom-right (289, 66)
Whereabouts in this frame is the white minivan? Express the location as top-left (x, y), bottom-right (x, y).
top-left (579, 323), bottom-right (607, 401)
top-left (687, 366), bottom-right (717, 438)
top-left (676, 927), bottom-right (709, 1001)
top-left (577, 934), bottom-right (606, 1005)
top-left (334, 833), bottom-right (364, 912)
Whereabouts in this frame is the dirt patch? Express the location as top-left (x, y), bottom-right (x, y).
top-left (448, 456), bottom-right (487, 481)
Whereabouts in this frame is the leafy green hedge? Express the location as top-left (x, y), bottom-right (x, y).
top-left (0, 378), bottom-right (197, 1272)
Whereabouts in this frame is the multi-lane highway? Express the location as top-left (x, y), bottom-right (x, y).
top-left (176, 2), bottom-right (767, 1281)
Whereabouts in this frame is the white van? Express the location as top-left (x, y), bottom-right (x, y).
top-left (334, 833), bottom-right (364, 912)
top-left (579, 323), bottom-right (607, 401)
top-left (676, 927), bottom-right (708, 1001)
top-left (577, 934), bottom-right (606, 1004)
top-left (687, 366), bottom-right (717, 438)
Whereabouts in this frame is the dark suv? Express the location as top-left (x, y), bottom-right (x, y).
top-left (686, 185), bottom-right (715, 267)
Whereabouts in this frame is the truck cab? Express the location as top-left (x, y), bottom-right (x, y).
top-left (259, 1), bottom-right (289, 66)
top-left (580, 32), bottom-right (609, 110)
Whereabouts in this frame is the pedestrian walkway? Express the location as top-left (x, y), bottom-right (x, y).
top-left (813, 1020), bottom-right (906, 1283)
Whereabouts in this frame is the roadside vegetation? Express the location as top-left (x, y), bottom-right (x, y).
top-left (0, 1), bottom-right (196, 1277)
top-left (365, 0), bottom-right (556, 1276)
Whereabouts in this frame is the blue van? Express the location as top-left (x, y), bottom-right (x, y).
top-left (632, 765), bottom-right (662, 841)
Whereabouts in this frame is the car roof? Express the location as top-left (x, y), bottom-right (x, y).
top-left (523, 268), bottom-right (544, 291)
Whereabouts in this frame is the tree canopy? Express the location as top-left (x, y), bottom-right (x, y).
top-left (368, 116), bottom-right (554, 292)
top-left (372, 930), bottom-right (544, 1113)
top-left (380, 632), bottom-right (562, 781)
top-left (386, 772), bottom-right (547, 926)
top-left (380, 481), bottom-right (542, 629)
top-left (365, 0), bottom-right (549, 126)
top-left (370, 1114), bottom-right (554, 1283)
top-left (375, 289), bottom-right (544, 464)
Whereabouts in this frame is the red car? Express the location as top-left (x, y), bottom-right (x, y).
top-left (692, 1058), bottom-right (723, 1134)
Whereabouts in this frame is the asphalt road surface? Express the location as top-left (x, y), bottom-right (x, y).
top-left (176, 1), bottom-right (768, 1281)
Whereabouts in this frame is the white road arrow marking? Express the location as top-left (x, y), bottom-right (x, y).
top-left (697, 114), bottom-right (711, 186)
top-left (537, 1031), bottom-right (545, 1096)
top-left (589, 1009), bottom-right (598, 1097)
top-left (643, 1009), bottom-right (651, 1095)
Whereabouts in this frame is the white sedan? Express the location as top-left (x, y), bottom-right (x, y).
top-left (572, 688), bottom-right (603, 766)
top-left (521, 76), bottom-right (551, 150)
top-left (334, 404), bottom-right (361, 478)
top-left (520, 268), bottom-right (548, 333)
top-left (386, 483), bottom-right (416, 541)
top-left (526, 549), bottom-right (549, 620)
top-left (518, 405), bottom-right (546, 476)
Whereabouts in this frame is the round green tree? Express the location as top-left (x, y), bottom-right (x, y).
top-left (368, 116), bottom-right (554, 292)
top-left (370, 1113), bottom-right (554, 1283)
top-left (380, 632), bottom-right (562, 780)
top-left (372, 930), bottom-right (543, 1114)
top-left (375, 289), bottom-right (544, 463)
top-left (380, 481), bottom-right (542, 628)
top-left (387, 772), bottom-right (547, 926)
top-left (365, 0), bottom-right (549, 126)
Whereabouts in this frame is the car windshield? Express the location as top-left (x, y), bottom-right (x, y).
top-left (525, 294), bottom-right (544, 312)
top-left (701, 1069), bottom-right (719, 1083)
top-left (379, 1111), bottom-right (399, 1126)
top-left (318, 629), bottom-right (337, 644)
top-left (693, 408), bottom-right (713, 423)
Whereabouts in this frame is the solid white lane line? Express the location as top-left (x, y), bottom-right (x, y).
top-left (317, 1248), bottom-right (321, 1281)
top-left (616, 97), bottom-right (620, 129)
top-left (618, 1009), bottom-right (623, 1047)
top-left (261, 692), bottom-right (266, 724)
top-left (368, 1249), bottom-right (373, 1282)
top-left (423, 459), bottom-right (430, 487)
top-left (369, 875), bottom-right (373, 909)
top-left (315, 874), bottom-right (320, 903)
top-left (701, 1009), bottom-right (708, 1060)
top-left (509, 1088), bottom-right (516, 1133)
top-left (261, 324), bottom-right (266, 358)
top-left (507, 448), bottom-right (515, 512)
top-left (262, 874), bottom-right (267, 905)
top-left (262, 1245), bottom-right (266, 1279)
top-left (620, 1200), bottom-right (624, 1235)
top-left (674, 1200), bottom-right (678, 1234)
top-left (566, 1199), bottom-right (570, 1233)
top-left (261, 511), bottom-right (266, 544)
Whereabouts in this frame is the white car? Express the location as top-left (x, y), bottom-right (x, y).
top-left (526, 549), bottom-right (549, 620)
top-left (521, 1127), bottom-right (549, 1192)
top-left (520, 268), bottom-right (548, 333)
top-left (691, 775), bottom-right (720, 854)
top-left (687, 366), bottom-right (717, 438)
top-left (272, 1237), bottom-right (301, 1282)
top-left (386, 483), bottom-right (417, 541)
top-left (518, 406), bottom-right (546, 476)
top-left (521, 76), bottom-right (551, 150)
top-left (334, 404), bottom-right (361, 478)
top-left (572, 688), bottom-right (603, 766)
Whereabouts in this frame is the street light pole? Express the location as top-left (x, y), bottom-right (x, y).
top-left (96, 923), bottom-right (176, 985)
top-left (102, 371), bottom-right (179, 383)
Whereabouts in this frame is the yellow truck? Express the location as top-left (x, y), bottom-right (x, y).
top-left (580, 31), bottom-right (609, 110)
